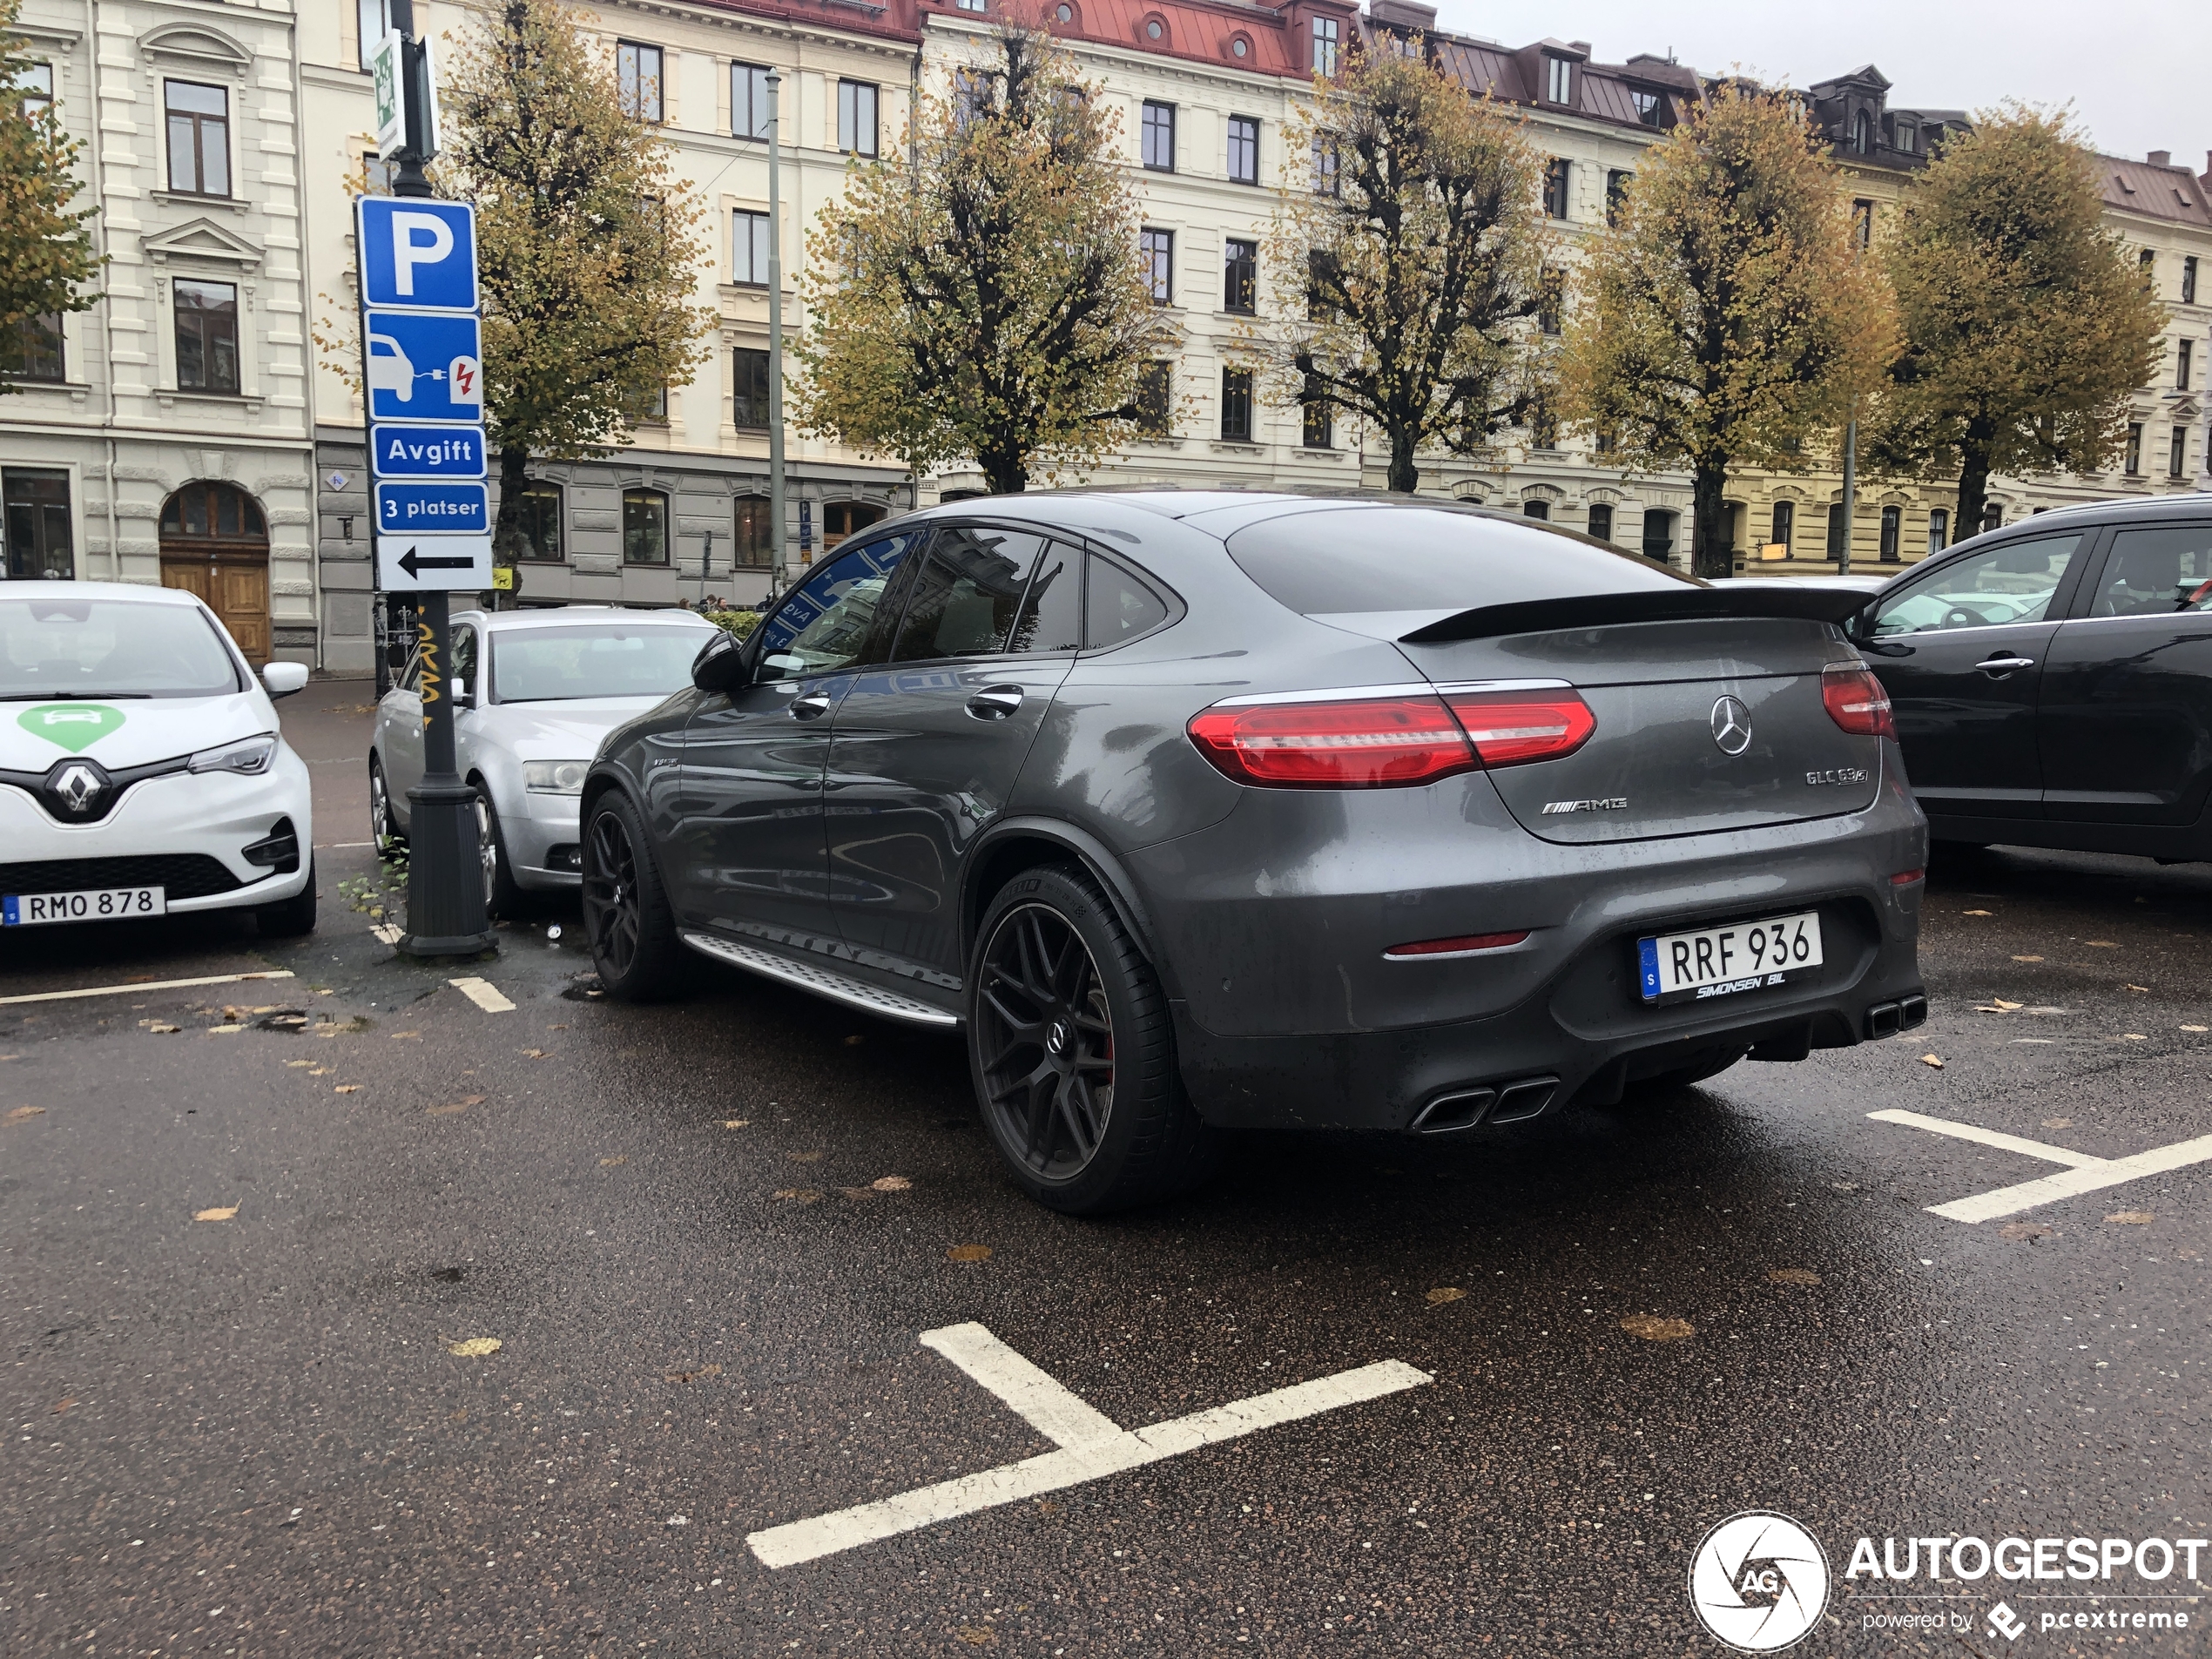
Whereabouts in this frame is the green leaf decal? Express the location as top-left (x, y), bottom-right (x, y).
top-left (19, 704), bottom-right (127, 753)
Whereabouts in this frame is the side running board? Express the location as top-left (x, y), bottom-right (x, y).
top-left (680, 930), bottom-right (960, 1028)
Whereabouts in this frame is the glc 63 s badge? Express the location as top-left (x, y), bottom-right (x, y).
top-left (1804, 767), bottom-right (1870, 786)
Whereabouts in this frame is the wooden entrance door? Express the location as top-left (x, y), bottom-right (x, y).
top-left (158, 482), bottom-right (271, 662)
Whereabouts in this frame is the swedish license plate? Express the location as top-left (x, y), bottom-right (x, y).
top-left (2, 887), bottom-right (167, 926)
top-left (1638, 910), bottom-right (1822, 1003)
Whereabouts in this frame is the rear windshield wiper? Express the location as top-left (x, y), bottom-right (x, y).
top-left (0, 691), bottom-right (155, 699)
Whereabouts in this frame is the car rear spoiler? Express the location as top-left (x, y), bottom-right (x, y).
top-left (1399, 585), bottom-right (1869, 644)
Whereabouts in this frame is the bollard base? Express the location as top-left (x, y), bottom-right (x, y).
top-left (395, 929), bottom-right (500, 959)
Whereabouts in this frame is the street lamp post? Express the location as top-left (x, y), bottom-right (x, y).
top-left (766, 68), bottom-right (787, 601)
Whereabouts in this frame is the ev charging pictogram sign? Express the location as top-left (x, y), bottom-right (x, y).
top-left (358, 197), bottom-right (491, 592)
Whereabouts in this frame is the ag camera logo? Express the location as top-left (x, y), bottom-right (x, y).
top-left (1689, 1511), bottom-right (1831, 1652)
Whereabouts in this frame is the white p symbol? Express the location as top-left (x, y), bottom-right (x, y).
top-left (390, 210), bottom-right (454, 297)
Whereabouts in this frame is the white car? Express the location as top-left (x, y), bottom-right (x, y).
top-left (368, 605), bottom-right (718, 914)
top-left (0, 582), bottom-right (315, 935)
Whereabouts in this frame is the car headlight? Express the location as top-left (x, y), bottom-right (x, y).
top-left (523, 760), bottom-right (590, 794)
top-left (188, 733), bottom-right (278, 776)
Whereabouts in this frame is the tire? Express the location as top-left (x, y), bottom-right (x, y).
top-left (473, 785), bottom-right (529, 920)
top-left (967, 864), bottom-right (1219, 1216)
top-left (368, 754), bottom-right (407, 860)
top-left (256, 857), bottom-right (318, 938)
top-left (1626, 1046), bottom-right (1746, 1096)
top-left (582, 791), bottom-right (681, 1000)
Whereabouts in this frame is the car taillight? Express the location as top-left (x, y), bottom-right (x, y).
top-left (1442, 689), bottom-right (1596, 766)
top-left (1186, 696), bottom-right (1476, 788)
top-left (1822, 664), bottom-right (1895, 738)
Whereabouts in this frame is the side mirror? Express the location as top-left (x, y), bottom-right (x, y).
top-left (261, 660), bottom-right (309, 699)
top-left (691, 629), bottom-right (751, 695)
top-left (452, 675), bottom-right (471, 705)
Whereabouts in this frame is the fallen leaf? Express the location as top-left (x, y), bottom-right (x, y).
top-left (139, 1020), bottom-right (181, 1034)
top-left (599, 1155), bottom-right (628, 1167)
top-left (2012, 954), bottom-right (2044, 963)
top-left (5, 1105), bottom-right (45, 1123)
top-left (2183, 1025), bottom-right (2209, 1033)
top-left (446, 1337), bottom-right (502, 1357)
top-left (206, 1024), bottom-right (245, 1035)
top-left (1766, 1269), bottom-right (1821, 1287)
top-left (547, 1023), bottom-right (569, 1031)
top-left (2124, 985), bottom-right (2150, 994)
top-left (285, 1059), bottom-right (314, 1069)
top-left (954, 1628), bottom-right (995, 1647)
top-left (947, 1244), bottom-right (993, 1263)
top-left (1920, 1054), bottom-right (1945, 1069)
top-left (1425, 1286), bottom-right (1467, 1305)
top-left (194, 1205), bottom-right (238, 1222)
top-left (721, 1119), bottom-right (751, 1130)
top-left (843, 1035), bottom-right (866, 1046)
top-left (2105, 1211), bottom-right (2155, 1225)
top-left (334, 1084), bottom-right (361, 1094)
top-left (1992, 998), bottom-right (2022, 1010)
top-left (2122, 1034), bottom-right (2148, 1042)
top-left (520, 1048), bottom-right (547, 1059)
top-left (449, 1408), bottom-right (468, 1422)
top-left (1620, 1315), bottom-right (1694, 1342)
top-left (1830, 1181), bottom-right (1860, 1191)
top-left (1999, 1222), bottom-right (2053, 1243)
top-left (426, 1103), bottom-right (469, 1116)
top-left (2042, 1117), bottom-right (2074, 1130)
top-left (2085, 940), bottom-right (2119, 948)
top-left (53, 1397), bottom-right (75, 1413)
top-left (307, 1067), bottom-right (332, 1077)
top-left (788, 1150), bottom-right (822, 1163)
top-left (773, 1188), bottom-right (822, 1204)
top-left (871, 1174), bottom-right (912, 1191)
top-left (664, 1363), bottom-right (723, 1384)
top-left (1962, 908), bottom-right (1993, 916)
top-left (390, 1030), bottom-right (422, 1041)
top-left (837, 1186), bottom-right (877, 1201)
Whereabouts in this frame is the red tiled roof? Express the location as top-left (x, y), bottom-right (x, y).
top-left (690, 0), bottom-right (927, 48)
top-left (921, 0), bottom-right (1358, 82)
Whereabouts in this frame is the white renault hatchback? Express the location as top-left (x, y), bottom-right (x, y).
top-left (0, 583), bottom-right (316, 936)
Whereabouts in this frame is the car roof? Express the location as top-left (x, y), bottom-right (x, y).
top-left (1986, 492), bottom-right (2212, 529)
top-left (456, 605), bottom-right (719, 631)
top-left (0, 580), bottom-right (206, 605)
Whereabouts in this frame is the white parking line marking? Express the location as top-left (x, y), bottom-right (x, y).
top-left (370, 923), bottom-right (403, 946)
top-left (0, 970), bottom-right (295, 1008)
top-left (746, 1325), bottom-right (1428, 1569)
top-left (448, 976), bottom-right (515, 1013)
top-left (1869, 1109), bottom-right (2212, 1224)
top-left (1866, 1109), bottom-right (2104, 1169)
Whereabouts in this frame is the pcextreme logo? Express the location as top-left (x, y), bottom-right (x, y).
top-left (1689, 1511), bottom-right (1831, 1652)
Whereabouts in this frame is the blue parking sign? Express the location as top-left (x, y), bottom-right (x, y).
top-left (370, 422), bottom-right (487, 479)
top-left (375, 482), bottom-right (489, 536)
top-left (364, 311), bottom-right (484, 423)
top-left (358, 199), bottom-right (477, 312)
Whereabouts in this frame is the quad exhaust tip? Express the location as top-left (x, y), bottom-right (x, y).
top-left (1864, 992), bottom-right (1928, 1041)
top-left (1412, 1076), bottom-right (1560, 1135)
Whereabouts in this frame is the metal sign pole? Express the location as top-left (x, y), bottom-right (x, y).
top-left (766, 67), bottom-right (787, 602)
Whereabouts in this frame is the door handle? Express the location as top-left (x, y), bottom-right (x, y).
top-left (966, 685), bottom-right (1025, 721)
top-left (789, 688), bottom-right (833, 720)
top-left (1973, 655), bottom-right (2037, 677)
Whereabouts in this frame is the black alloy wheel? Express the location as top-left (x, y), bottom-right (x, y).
top-left (582, 793), bottom-right (678, 999)
top-left (974, 903), bottom-right (1116, 1182)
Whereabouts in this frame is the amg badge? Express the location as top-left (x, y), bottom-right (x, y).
top-left (1804, 767), bottom-right (1870, 786)
top-left (1541, 797), bottom-right (1628, 815)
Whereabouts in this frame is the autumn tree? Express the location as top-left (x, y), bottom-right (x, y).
top-left (1866, 107), bottom-right (2162, 535)
top-left (792, 21), bottom-right (1170, 493)
top-left (0, 0), bottom-right (100, 387)
top-left (1257, 41), bottom-right (1549, 493)
top-left (438, 0), bottom-right (711, 575)
top-left (1559, 84), bottom-right (1893, 578)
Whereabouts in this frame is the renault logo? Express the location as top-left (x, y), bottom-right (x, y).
top-left (43, 758), bottom-right (113, 819)
top-left (1710, 696), bottom-right (1754, 756)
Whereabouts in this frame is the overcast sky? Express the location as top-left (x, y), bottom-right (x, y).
top-left (1429, 0), bottom-right (2207, 168)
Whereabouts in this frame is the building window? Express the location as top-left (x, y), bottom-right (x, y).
top-left (1926, 508), bottom-right (1947, 555)
top-left (1588, 502), bottom-right (1614, 542)
top-left (2173, 426), bottom-right (2190, 479)
top-left (11, 314), bottom-right (64, 382)
top-left (1139, 227), bottom-right (1172, 304)
top-left (1641, 509), bottom-right (1674, 562)
top-left (2185, 256), bottom-right (2199, 306)
top-left (1545, 56), bottom-right (1572, 105)
top-left (1542, 158), bottom-right (1569, 219)
top-left (2139, 248), bottom-right (2155, 274)
top-left (1312, 132), bottom-right (1339, 197)
top-left (838, 80), bottom-right (879, 157)
top-left (733, 496), bottom-right (774, 567)
top-left (1605, 169), bottom-right (1630, 226)
top-left (622, 488), bottom-right (669, 564)
top-left (629, 382), bottom-right (667, 423)
top-left (1141, 101), bottom-right (1174, 172)
top-left (1312, 17), bottom-right (1339, 76)
top-left (1851, 110), bottom-right (1871, 154)
top-left (2178, 338), bottom-right (2194, 392)
top-left (1220, 368), bottom-right (1252, 442)
top-left (617, 42), bottom-right (664, 123)
top-left (354, 0), bottom-right (392, 72)
top-left (1522, 499), bottom-right (1550, 521)
top-left (1224, 238), bottom-right (1257, 315)
top-left (733, 348), bottom-right (771, 428)
top-left (1529, 400), bottom-right (1557, 450)
top-left (362, 150), bottom-right (396, 194)
top-left (733, 210), bottom-right (770, 286)
top-left (165, 80), bottom-right (230, 197)
top-left (174, 280), bottom-right (239, 394)
top-left (1593, 428), bottom-right (1615, 455)
top-left (1301, 379), bottom-right (1332, 449)
top-left (512, 481), bottom-right (563, 562)
top-left (16, 58), bottom-right (52, 114)
top-left (1982, 502), bottom-right (2003, 534)
top-left (1629, 89), bottom-right (1660, 127)
top-left (955, 0), bottom-right (987, 11)
top-left (1851, 199), bottom-right (1873, 249)
top-left (1537, 268), bottom-right (1563, 336)
top-left (824, 501), bottom-right (882, 552)
top-left (1135, 361), bottom-right (1171, 436)
top-left (1879, 503), bottom-right (1901, 563)
top-left (1896, 121), bottom-right (1917, 152)
top-left (1825, 502), bottom-right (1848, 558)
top-left (3, 469), bottom-right (72, 581)
top-left (1769, 500), bottom-right (1794, 553)
top-left (2126, 421), bottom-right (2143, 475)
top-left (1227, 115), bottom-right (1258, 185)
top-left (733, 62), bottom-right (771, 139)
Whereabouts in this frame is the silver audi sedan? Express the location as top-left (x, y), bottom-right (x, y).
top-left (369, 605), bottom-right (720, 913)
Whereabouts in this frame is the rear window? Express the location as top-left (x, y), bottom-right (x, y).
top-left (1224, 505), bottom-right (1699, 617)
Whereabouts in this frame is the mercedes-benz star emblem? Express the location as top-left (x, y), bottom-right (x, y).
top-left (50, 759), bottom-right (109, 816)
top-left (1710, 696), bottom-right (1754, 756)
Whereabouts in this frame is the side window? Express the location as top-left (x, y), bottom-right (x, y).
top-left (453, 625), bottom-right (479, 698)
top-left (1008, 540), bottom-right (1083, 655)
top-left (757, 531), bottom-right (922, 678)
top-left (891, 528), bottom-right (1047, 662)
top-left (1084, 554), bottom-right (1172, 650)
top-left (2087, 525), bottom-right (2212, 617)
top-left (1870, 534), bottom-right (2085, 637)
top-left (399, 647), bottom-right (422, 696)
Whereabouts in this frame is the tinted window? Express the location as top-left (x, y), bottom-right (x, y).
top-left (0, 597), bottom-right (239, 698)
top-left (489, 624), bottom-right (710, 703)
top-left (891, 529), bottom-right (1046, 661)
top-left (757, 531), bottom-right (922, 678)
top-left (1085, 555), bottom-right (1170, 649)
top-left (1224, 505), bottom-right (1696, 617)
top-left (1871, 534), bottom-right (2084, 636)
top-left (2087, 525), bottom-right (2212, 617)
top-left (1009, 540), bottom-right (1082, 654)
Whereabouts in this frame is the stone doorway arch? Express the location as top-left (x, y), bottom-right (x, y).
top-left (159, 481), bottom-right (271, 661)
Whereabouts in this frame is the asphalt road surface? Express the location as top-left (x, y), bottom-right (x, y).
top-left (3, 685), bottom-right (2207, 1657)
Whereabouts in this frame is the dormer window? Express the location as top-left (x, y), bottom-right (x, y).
top-left (1851, 111), bottom-right (1871, 155)
top-left (1546, 56), bottom-right (1573, 105)
top-left (1896, 121), bottom-right (1916, 152)
top-left (1631, 89), bottom-right (1660, 126)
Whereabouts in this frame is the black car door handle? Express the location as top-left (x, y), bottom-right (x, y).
top-left (790, 688), bottom-right (833, 720)
top-left (1973, 654), bottom-right (2037, 677)
top-left (966, 685), bottom-right (1025, 721)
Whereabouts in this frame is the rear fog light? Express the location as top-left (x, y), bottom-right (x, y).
top-left (1383, 930), bottom-right (1531, 960)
